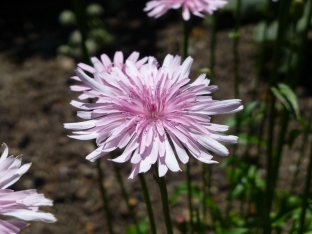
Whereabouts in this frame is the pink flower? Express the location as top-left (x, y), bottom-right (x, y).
top-left (65, 53), bottom-right (242, 179)
top-left (144, 0), bottom-right (227, 21)
top-left (0, 143), bottom-right (56, 234)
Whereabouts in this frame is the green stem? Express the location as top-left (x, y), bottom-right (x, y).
top-left (96, 160), bottom-right (114, 234)
top-left (264, 1), bottom-right (292, 233)
top-left (290, 1), bottom-right (312, 192)
top-left (227, 0), bottom-right (242, 216)
top-left (154, 174), bottom-right (174, 234)
top-left (187, 163), bottom-right (194, 233)
top-left (233, 0), bottom-right (241, 100)
top-left (72, 0), bottom-right (90, 64)
top-left (183, 19), bottom-right (190, 59)
top-left (298, 111), bottom-right (312, 234)
top-left (291, 119), bottom-right (312, 192)
top-left (270, 17), bottom-right (296, 202)
top-left (202, 164), bottom-right (208, 225)
top-left (291, 0), bottom-right (312, 88)
top-left (139, 174), bottom-right (157, 234)
top-left (255, 3), bottom-right (272, 166)
top-left (182, 17), bottom-right (194, 233)
top-left (113, 163), bottom-right (140, 233)
top-left (202, 164), bottom-right (207, 222)
top-left (72, 1), bottom-right (114, 231)
top-left (209, 13), bottom-right (218, 81)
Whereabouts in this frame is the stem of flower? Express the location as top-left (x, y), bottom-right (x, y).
top-left (182, 17), bottom-right (194, 233)
top-left (113, 162), bottom-right (140, 233)
top-left (298, 111), bottom-right (312, 234)
top-left (139, 173), bottom-right (157, 234)
top-left (202, 164), bottom-right (207, 224)
top-left (154, 173), bottom-right (173, 234)
top-left (183, 19), bottom-right (190, 59)
top-left (72, 0), bottom-right (90, 64)
top-left (290, 0), bottom-right (312, 192)
top-left (96, 160), bottom-right (114, 234)
top-left (233, 0), bottom-right (241, 100)
top-left (209, 13), bottom-right (218, 81)
top-left (187, 162), bottom-right (194, 233)
top-left (264, 1), bottom-right (292, 233)
top-left (72, 1), bottom-right (114, 232)
top-left (226, 0), bottom-right (242, 217)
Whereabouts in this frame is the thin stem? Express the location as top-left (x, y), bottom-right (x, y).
top-left (202, 164), bottom-right (208, 224)
top-left (291, 120), bottom-right (311, 192)
top-left (255, 0), bottom-right (272, 166)
top-left (264, 1), bottom-right (292, 233)
top-left (154, 174), bottom-right (174, 234)
top-left (233, 0), bottom-right (241, 100)
top-left (202, 164), bottom-right (207, 222)
top-left (72, 1), bottom-right (114, 231)
top-left (270, 17), bottom-right (296, 200)
top-left (227, 0), bottom-right (242, 216)
top-left (72, 0), bottom-right (90, 64)
top-left (113, 163), bottom-right (140, 233)
top-left (96, 160), bottom-right (114, 234)
top-left (182, 17), bottom-right (194, 233)
top-left (290, 1), bottom-right (312, 192)
top-left (298, 114), bottom-right (312, 234)
top-left (209, 13), bottom-right (218, 81)
top-left (183, 19), bottom-right (190, 59)
top-left (291, 0), bottom-right (312, 88)
top-left (139, 174), bottom-right (157, 234)
top-left (187, 163), bottom-right (194, 233)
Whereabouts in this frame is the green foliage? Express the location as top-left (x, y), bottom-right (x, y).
top-left (237, 133), bottom-right (267, 146)
top-left (170, 182), bottom-right (202, 206)
top-left (126, 219), bottom-right (150, 234)
top-left (222, 157), bottom-right (265, 200)
top-left (223, 101), bottom-right (264, 133)
top-left (271, 83), bottom-right (300, 119)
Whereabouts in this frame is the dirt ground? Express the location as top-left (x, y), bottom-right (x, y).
top-left (1, 10), bottom-right (312, 234)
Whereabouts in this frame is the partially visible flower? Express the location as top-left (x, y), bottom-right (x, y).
top-left (144, 0), bottom-right (227, 21)
top-left (0, 143), bottom-right (56, 234)
top-left (65, 52), bottom-right (243, 179)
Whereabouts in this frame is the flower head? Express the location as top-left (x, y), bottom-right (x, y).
top-left (0, 143), bottom-right (56, 234)
top-left (65, 52), bottom-right (242, 178)
top-left (144, 0), bottom-right (227, 21)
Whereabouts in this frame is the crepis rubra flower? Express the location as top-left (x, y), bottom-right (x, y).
top-left (64, 52), bottom-right (243, 179)
top-left (0, 143), bottom-right (56, 234)
top-left (144, 0), bottom-right (227, 21)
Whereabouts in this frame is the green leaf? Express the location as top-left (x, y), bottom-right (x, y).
top-left (278, 83), bottom-right (300, 119)
top-left (271, 83), bottom-right (300, 119)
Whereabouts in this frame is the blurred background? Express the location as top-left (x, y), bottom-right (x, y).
top-left (0, 0), bottom-right (312, 233)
